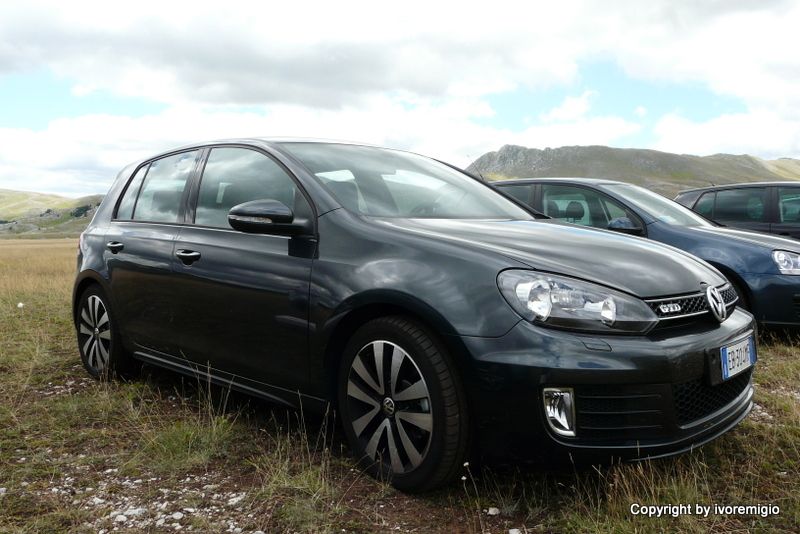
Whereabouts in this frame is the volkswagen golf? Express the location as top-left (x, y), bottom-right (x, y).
top-left (74, 139), bottom-right (757, 491)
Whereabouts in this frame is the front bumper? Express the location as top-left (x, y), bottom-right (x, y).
top-left (454, 308), bottom-right (756, 462)
top-left (743, 273), bottom-right (800, 327)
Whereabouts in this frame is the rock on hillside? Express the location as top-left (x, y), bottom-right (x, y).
top-left (467, 145), bottom-right (800, 197)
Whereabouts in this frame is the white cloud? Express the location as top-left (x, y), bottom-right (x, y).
top-left (0, 97), bottom-right (641, 196)
top-left (540, 91), bottom-right (596, 123)
top-left (653, 109), bottom-right (800, 158)
top-left (635, 106), bottom-right (647, 118)
top-left (1, 0), bottom-right (800, 194)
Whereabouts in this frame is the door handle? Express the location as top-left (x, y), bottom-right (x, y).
top-left (106, 241), bottom-right (124, 254)
top-left (176, 249), bottom-right (202, 264)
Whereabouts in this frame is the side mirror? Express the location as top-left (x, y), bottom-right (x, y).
top-left (227, 199), bottom-right (312, 236)
top-left (607, 216), bottom-right (643, 236)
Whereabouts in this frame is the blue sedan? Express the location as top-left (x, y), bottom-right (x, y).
top-left (495, 177), bottom-right (800, 328)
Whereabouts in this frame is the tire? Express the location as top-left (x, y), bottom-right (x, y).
top-left (337, 316), bottom-right (469, 492)
top-left (75, 284), bottom-right (138, 380)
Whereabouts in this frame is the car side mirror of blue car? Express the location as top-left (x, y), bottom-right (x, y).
top-left (607, 216), bottom-right (644, 236)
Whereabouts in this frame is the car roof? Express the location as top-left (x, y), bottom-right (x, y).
top-left (494, 177), bottom-right (626, 186)
top-left (127, 137), bottom-right (406, 169)
top-left (676, 181), bottom-right (800, 195)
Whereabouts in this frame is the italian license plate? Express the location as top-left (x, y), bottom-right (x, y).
top-left (721, 336), bottom-right (756, 380)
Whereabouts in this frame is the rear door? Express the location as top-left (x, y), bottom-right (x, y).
top-left (171, 146), bottom-right (315, 392)
top-left (104, 149), bottom-right (201, 356)
top-left (772, 186), bottom-right (800, 239)
top-left (712, 186), bottom-right (771, 233)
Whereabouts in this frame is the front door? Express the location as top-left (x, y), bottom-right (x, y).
top-left (171, 146), bottom-right (315, 392)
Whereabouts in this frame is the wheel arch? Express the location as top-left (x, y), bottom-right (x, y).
top-left (72, 270), bottom-right (112, 324)
top-left (706, 261), bottom-right (753, 312)
top-left (319, 291), bottom-right (472, 405)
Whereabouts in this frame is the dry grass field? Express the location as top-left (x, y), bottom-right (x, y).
top-left (1, 238), bottom-right (798, 533)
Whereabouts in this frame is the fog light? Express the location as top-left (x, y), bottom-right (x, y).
top-left (543, 387), bottom-right (575, 437)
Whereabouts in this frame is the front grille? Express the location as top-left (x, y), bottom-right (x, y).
top-left (793, 294), bottom-right (800, 319)
top-left (646, 284), bottom-right (738, 321)
top-left (672, 368), bottom-right (752, 426)
top-left (574, 385), bottom-right (667, 440)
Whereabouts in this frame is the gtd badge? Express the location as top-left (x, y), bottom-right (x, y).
top-left (706, 286), bottom-right (727, 322)
top-left (659, 303), bottom-right (682, 314)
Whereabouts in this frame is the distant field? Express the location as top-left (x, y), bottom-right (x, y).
top-left (1, 239), bottom-right (798, 532)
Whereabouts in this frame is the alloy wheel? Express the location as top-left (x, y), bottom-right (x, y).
top-left (345, 340), bottom-right (433, 474)
top-left (78, 294), bottom-right (112, 372)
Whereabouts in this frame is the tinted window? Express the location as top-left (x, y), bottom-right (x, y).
top-left (498, 184), bottom-right (533, 205)
top-left (116, 165), bottom-right (148, 220)
top-left (714, 188), bottom-right (768, 222)
top-left (133, 151), bottom-right (198, 223)
top-left (541, 184), bottom-right (636, 229)
top-left (778, 187), bottom-right (800, 222)
top-left (195, 147), bottom-right (310, 229)
top-left (695, 192), bottom-right (715, 218)
top-left (279, 143), bottom-right (532, 220)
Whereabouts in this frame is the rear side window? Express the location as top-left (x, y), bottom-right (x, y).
top-left (778, 187), bottom-right (800, 222)
top-left (498, 184), bottom-right (533, 205)
top-left (714, 188), bottom-right (768, 222)
top-left (694, 192), bottom-right (715, 218)
top-left (133, 151), bottom-right (198, 223)
top-left (115, 165), bottom-right (148, 220)
top-left (194, 147), bottom-right (310, 229)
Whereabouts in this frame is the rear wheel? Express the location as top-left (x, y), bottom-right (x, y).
top-left (337, 316), bottom-right (469, 492)
top-left (75, 285), bottom-right (138, 379)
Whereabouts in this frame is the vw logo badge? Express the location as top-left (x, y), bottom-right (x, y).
top-left (382, 397), bottom-right (396, 417)
top-left (706, 286), bottom-right (727, 322)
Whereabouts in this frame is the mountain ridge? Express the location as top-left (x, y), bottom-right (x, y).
top-left (467, 145), bottom-right (800, 197)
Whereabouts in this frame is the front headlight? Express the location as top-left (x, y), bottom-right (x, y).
top-left (498, 270), bottom-right (658, 333)
top-left (772, 250), bottom-right (800, 275)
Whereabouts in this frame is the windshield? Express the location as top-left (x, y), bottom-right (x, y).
top-left (279, 143), bottom-right (534, 220)
top-left (606, 184), bottom-right (714, 227)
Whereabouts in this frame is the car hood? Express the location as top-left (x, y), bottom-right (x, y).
top-left (376, 218), bottom-right (726, 298)
top-left (688, 226), bottom-right (800, 252)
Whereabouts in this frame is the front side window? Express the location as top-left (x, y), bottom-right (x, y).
top-left (540, 184), bottom-right (635, 229)
top-left (132, 151), bottom-right (198, 223)
top-left (778, 187), bottom-right (800, 223)
top-left (195, 147), bottom-right (310, 229)
top-left (279, 143), bottom-right (533, 220)
top-left (714, 187), bottom-right (768, 223)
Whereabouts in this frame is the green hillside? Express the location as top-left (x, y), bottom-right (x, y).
top-left (0, 189), bottom-right (103, 237)
top-left (467, 145), bottom-right (800, 197)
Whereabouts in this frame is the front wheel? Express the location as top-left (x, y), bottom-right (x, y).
top-left (337, 316), bottom-right (469, 492)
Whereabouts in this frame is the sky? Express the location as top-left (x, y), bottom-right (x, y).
top-left (1, 0), bottom-right (800, 196)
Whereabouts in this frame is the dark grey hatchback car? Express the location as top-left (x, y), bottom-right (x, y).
top-left (74, 139), bottom-right (756, 491)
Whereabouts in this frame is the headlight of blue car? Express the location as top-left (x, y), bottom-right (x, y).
top-left (772, 250), bottom-right (800, 275)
